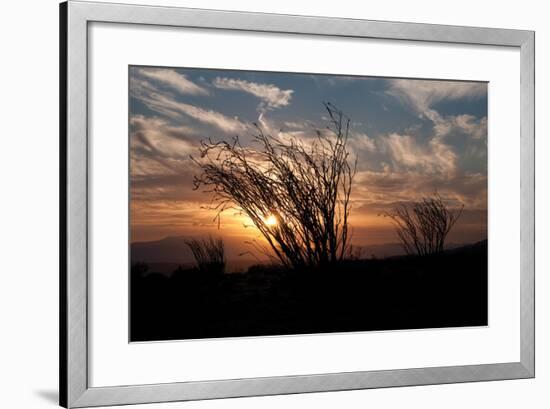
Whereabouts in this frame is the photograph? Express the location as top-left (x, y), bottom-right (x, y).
top-left (129, 66), bottom-right (489, 342)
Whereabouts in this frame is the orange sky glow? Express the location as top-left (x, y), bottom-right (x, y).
top-left (129, 66), bottom-right (488, 262)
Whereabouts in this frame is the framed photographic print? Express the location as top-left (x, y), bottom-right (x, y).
top-left (60, 1), bottom-right (535, 407)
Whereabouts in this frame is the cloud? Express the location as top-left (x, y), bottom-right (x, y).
top-left (283, 120), bottom-right (314, 129)
top-left (256, 113), bottom-right (340, 154)
top-left (130, 115), bottom-right (201, 182)
top-left (350, 132), bottom-right (377, 153)
top-left (380, 132), bottom-right (457, 176)
top-left (451, 114), bottom-right (487, 140)
top-left (352, 167), bottom-right (487, 211)
top-left (130, 115), bottom-right (197, 160)
top-left (138, 68), bottom-right (209, 96)
top-left (130, 77), bottom-right (248, 134)
top-left (387, 79), bottom-right (486, 114)
top-left (213, 77), bottom-right (293, 109)
top-left (166, 100), bottom-right (248, 134)
top-left (384, 79), bottom-right (487, 171)
top-left (384, 79), bottom-right (487, 173)
top-left (129, 116), bottom-right (205, 205)
top-left (423, 109), bottom-right (487, 142)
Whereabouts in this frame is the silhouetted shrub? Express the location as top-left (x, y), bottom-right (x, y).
top-left (383, 192), bottom-right (463, 256)
top-left (192, 103), bottom-right (356, 269)
top-left (185, 236), bottom-right (226, 275)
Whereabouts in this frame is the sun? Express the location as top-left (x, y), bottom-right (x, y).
top-left (264, 214), bottom-right (278, 226)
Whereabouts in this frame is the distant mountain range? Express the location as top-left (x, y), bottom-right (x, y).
top-left (130, 235), bottom-right (406, 265)
top-left (130, 235), bottom-right (486, 274)
top-left (130, 236), bottom-right (258, 273)
top-left (131, 236), bottom-right (196, 264)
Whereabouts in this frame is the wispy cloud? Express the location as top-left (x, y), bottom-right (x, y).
top-left (353, 167), bottom-right (487, 211)
top-left (380, 132), bottom-right (457, 176)
top-left (139, 68), bottom-right (209, 96)
top-left (129, 115), bottom-right (200, 184)
top-left (130, 77), bottom-right (248, 134)
top-left (131, 115), bottom-right (196, 160)
top-left (387, 79), bottom-right (486, 114)
top-left (423, 109), bottom-right (487, 142)
top-left (386, 79), bottom-right (487, 167)
top-left (449, 114), bottom-right (487, 140)
top-left (213, 77), bottom-right (293, 109)
top-left (165, 100), bottom-right (248, 134)
top-left (350, 132), bottom-right (377, 153)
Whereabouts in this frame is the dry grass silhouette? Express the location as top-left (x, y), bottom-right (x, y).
top-left (383, 193), bottom-right (463, 256)
top-left (192, 103), bottom-right (356, 269)
top-left (185, 236), bottom-right (226, 275)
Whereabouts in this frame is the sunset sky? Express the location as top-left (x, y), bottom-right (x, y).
top-left (129, 66), bottom-right (488, 260)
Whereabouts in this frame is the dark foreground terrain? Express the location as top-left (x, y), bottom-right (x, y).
top-left (130, 240), bottom-right (487, 341)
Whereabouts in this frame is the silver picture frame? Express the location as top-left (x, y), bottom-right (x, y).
top-left (60, 1), bottom-right (535, 407)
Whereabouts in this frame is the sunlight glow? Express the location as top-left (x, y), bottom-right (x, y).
top-left (264, 214), bottom-right (278, 227)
